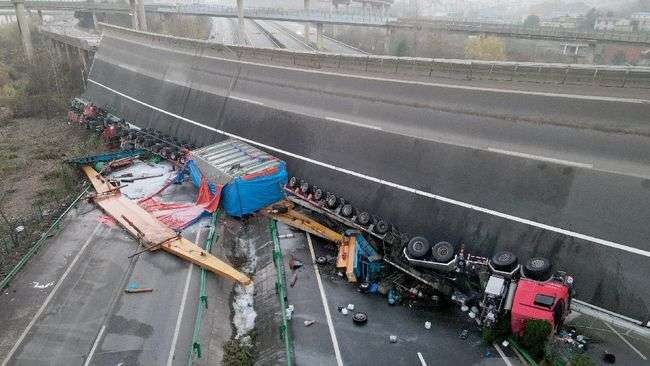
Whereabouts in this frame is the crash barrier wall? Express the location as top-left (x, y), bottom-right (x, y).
top-left (84, 28), bottom-right (650, 320)
top-left (39, 27), bottom-right (100, 51)
top-left (187, 210), bottom-right (220, 364)
top-left (100, 23), bottom-right (650, 89)
top-left (0, 184), bottom-right (90, 289)
top-left (270, 220), bottom-right (293, 366)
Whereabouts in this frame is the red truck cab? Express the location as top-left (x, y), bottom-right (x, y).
top-left (510, 278), bottom-right (572, 335)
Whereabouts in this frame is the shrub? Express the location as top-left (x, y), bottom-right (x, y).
top-left (520, 319), bottom-right (552, 360)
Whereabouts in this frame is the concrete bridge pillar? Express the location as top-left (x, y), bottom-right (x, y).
top-left (78, 48), bottom-right (88, 78)
top-left (37, 9), bottom-right (43, 25)
top-left (316, 22), bottom-right (323, 50)
top-left (304, 0), bottom-right (310, 44)
top-left (92, 11), bottom-right (97, 29)
top-left (237, 0), bottom-right (245, 44)
top-left (128, 0), bottom-right (147, 30)
top-left (12, 0), bottom-right (33, 61)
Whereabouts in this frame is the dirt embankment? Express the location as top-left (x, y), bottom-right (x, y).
top-left (0, 116), bottom-right (104, 278)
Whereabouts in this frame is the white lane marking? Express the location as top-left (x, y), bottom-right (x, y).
top-left (166, 228), bottom-right (201, 366)
top-left (86, 79), bottom-right (650, 259)
top-left (2, 223), bottom-right (103, 366)
top-left (493, 342), bottom-right (513, 366)
top-left (230, 95), bottom-right (265, 106)
top-left (488, 147), bottom-right (593, 169)
top-left (417, 352), bottom-right (427, 366)
top-left (83, 325), bottom-right (106, 366)
top-left (113, 35), bottom-right (650, 104)
top-left (604, 321), bottom-right (648, 360)
top-left (306, 233), bottom-right (343, 366)
top-left (326, 116), bottom-right (383, 131)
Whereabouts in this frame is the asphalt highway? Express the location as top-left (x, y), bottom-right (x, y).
top-left (0, 164), bottom-right (233, 366)
top-left (84, 32), bottom-right (650, 319)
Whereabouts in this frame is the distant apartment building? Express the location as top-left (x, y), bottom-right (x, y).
top-left (540, 15), bottom-right (579, 29)
top-left (595, 17), bottom-right (634, 32)
top-left (630, 12), bottom-right (650, 32)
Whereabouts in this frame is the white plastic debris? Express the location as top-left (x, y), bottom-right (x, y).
top-left (347, 304), bottom-right (355, 310)
top-left (304, 320), bottom-right (315, 327)
top-left (286, 304), bottom-right (295, 320)
top-left (424, 321), bottom-right (432, 329)
top-left (232, 284), bottom-right (257, 339)
top-left (15, 225), bottom-right (24, 233)
top-left (341, 308), bottom-right (349, 315)
top-left (389, 335), bottom-right (398, 343)
top-left (502, 340), bottom-right (510, 347)
top-left (468, 312), bottom-right (476, 319)
top-left (461, 305), bottom-right (469, 312)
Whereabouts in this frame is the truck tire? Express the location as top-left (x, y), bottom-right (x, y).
top-left (313, 187), bottom-right (324, 201)
top-left (326, 194), bottom-right (339, 209)
top-left (355, 211), bottom-right (371, 226)
top-left (352, 312), bottom-right (368, 325)
top-left (523, 257), bottom-right (552, 281)
top-left (341, 204), bottom-right (354, 217)
top-left (373, 219), bottom-right (390, 235)
top-left (406, 236), bottom-right (431, 259)
top-left (490, 251), bottom-right (518, 272)
top-left (288, 176), bottom-right (299, 188)
top-left (431, 241), bottom-right (455, 263)
top-left (299, 181), bottom-right (310, 194)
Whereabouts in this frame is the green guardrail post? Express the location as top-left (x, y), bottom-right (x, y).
top-left (0, 184), bottom-right (90, 290)
top-left (507, 337), bottom-right (539, 366)
top-left (270, 219), bottom-right (292, 366)
top-left (187, 210), bottom-right (220, 365)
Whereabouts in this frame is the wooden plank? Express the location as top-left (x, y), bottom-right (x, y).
top-left (81, 165), bottom-right (251, 285)
top-left (163, 238), bottom-right (251, 285)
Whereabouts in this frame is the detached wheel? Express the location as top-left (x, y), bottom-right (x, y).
top-left (490, 251), bottom-right (519, 272)
top-left (355, 212), bottom-right (371, 226)
top-left (373, 219), bottom-right (390, 235)
top-left (431, 241), bottom-right (454, 263)
top-left (316, 256), bottom-right (327, 265)
top-left (523, 257), bottom-right (552, 281)
top-left (341, 204), bottom-right (353, 217)
top-left (406, 236), bottom-right (430, 259)
top-left (326, 194), bottom-right (339, 209)
top-left (288, 176), bottom-right (299, 188)
top-left (313, 188), bottom-right (324, 201)
top-left (352, 312), bottom-right (368, 325)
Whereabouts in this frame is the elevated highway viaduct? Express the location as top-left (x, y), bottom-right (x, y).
top-left (80, 25), bottom-right (650, 322)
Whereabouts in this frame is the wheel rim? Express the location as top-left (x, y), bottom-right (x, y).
top-left (413, 241), bottom-right (423, 251)
top-left (531, 258), bottom-right (545, 268)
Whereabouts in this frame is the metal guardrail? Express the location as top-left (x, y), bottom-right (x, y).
top-left (270, 219), bottom-right (293, 366)
top-left (401, 19), bottom-right (650, 45)
top-left (100, 23), bottom-right (650, 89)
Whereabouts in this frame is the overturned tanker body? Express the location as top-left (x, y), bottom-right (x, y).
top-left (84, 24), bottom-right (650, 321)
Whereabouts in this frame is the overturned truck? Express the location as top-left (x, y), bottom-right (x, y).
top-left (284, 177), bottom-right (575, 335)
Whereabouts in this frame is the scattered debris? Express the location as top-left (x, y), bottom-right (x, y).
top-left (316, 256), bottom-right (327, 265)
top-left (120, 173), bottom-right (164, 183)
top-left (233, 284), bottom-right (257, 338)
top-left (289, 255), bottom-right (303, 271)
top-left (32, 281), bottom-right (54, 289)
top-left (602, 352), bottom-right (616, 364)
top-left (304, 320), bottom-right (315, 327)
top-left (290, 273), bottom-right (298, 287)
top-left (125, 287), bottom-right (154, 293)
top-left (286, 304), bottom-right (295, 320)
top-left (341, 308), bottom-right (349, 315)
top-left (15, 226), bottom-right (25, 233)
top-left (389, 335), bottom-right (397, 343)
top-left (424, 321), bottom-right (432, 330)
top-left (278, 233), bottom-right (294, 239)
top-left (352, 312), bottom-right (368, 325)
top-left (347, 304), bottom-right (355, 311)
top-left (459, 329), bottom-right (469, 340)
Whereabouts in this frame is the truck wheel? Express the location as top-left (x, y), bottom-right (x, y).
top-left (326, 194), bottom-right (339, 209)
top-left (523, 257), bottom-right (552, 281)
top-left (355, 211), bottom-right (371, 226)
top-left (288, 176), bottom-right (298, 188)
top-left (406, 236), bottom-right (430, 259)
top-left (341, 204), bottom-right (353, 217)
top-left (313, 188), bottom-right (324, 201)
top-left (490, 251), bottom-right (518, 272)
top-left (352, 312), bottom-right (368, 325)
top-left (299, 181), bottom-right (310, 194)
top-left (373, 219), bottom-right (390, 235)
top-left (431, 241), bottom-right (454, 263)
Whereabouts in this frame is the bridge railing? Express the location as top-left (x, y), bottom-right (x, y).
top-left (152, 4), bottom-right (395, 25)
top-left (101, 23), bottom-right (650, 89)
top-left (409, 19), bottom-right (650, 44)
